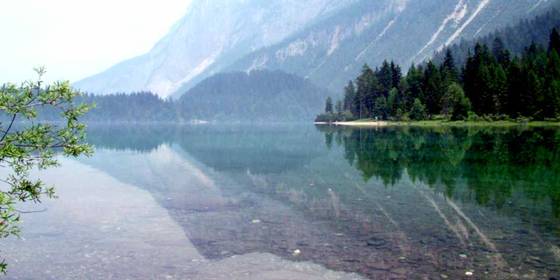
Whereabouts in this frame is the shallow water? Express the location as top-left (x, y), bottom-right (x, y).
top-left (3, 124), bottom-right (560, 279)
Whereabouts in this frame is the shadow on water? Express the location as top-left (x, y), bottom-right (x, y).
top-left (82, 124), bottom-right (560, 279)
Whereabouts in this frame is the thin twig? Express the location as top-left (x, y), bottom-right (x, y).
top-left (0, 114), bottom-right (16, 143)
top-left (15, 208), bottom-right (47, 214)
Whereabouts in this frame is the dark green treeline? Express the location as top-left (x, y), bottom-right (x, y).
top-left (317, 28), bottom-right (560, 122)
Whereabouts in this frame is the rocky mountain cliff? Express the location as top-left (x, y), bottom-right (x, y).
top-left (229, 0), bottom-right (560, 93)
top-left (74, 0), bottom-right (355, 98)
top-left (75, 0), bottom-right (559, 98)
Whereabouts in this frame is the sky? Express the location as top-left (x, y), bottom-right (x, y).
top-left (0, 0), bottom-right (191, 84)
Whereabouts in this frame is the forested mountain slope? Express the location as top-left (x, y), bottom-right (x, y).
top-left (433, 9), bottom-right (560, 67)
top-left (229, 0), bottom-right (560, 94)
top-left (177, 70), bottom-right (331, 122)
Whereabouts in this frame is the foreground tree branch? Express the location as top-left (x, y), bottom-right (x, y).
top-left (0, 67), bottom-right (92, 273)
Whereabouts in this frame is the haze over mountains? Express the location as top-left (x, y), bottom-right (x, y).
top-left (75, 0), bottom-right (355, 98)
top-left (75, 0), bottom-right (559, 99)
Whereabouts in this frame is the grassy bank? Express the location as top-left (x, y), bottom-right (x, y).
top-left (316, 119), bottom-right (560, 127)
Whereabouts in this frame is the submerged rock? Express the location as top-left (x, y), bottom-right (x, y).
top-left (366, 237), bottom-right (387, 248)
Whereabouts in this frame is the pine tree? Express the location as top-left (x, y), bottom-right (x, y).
top-left (343, 81), bottom-right (356, 112)
top-left (373, 96), bottom-right (388, 120)
top-left (549, 28), bottom-right (560, 55)
top-left (546, 80), bottom-right (560, 118)
top-left (410, 98), bottom-right (427, 120)
top-left (544, 50), bottom-right (560, 118)
top-left (441, 49), bottom-right (459, 83)
top-left (364, 66), bottom-right (381, 117)
top-left (493, 37), bottom-right (511, 67)
top-left (506, 59), bottom-right (524, 117)
top-left (325, 97), bottom-right (333, 113)
top-left (453, 90), bottom-right (471, 121)
top-left (422, 61), bottom-right (444, 116)
top-left (464, 43), bottom-right (495, 115)
top-left (441, 86), bottom-right (454, 117)
top-left (405, 64), bottom-right (424, 111)
top-left (390, 62), bottom-right (402, 89)
top-left (548, 49), bottom-right (560, 79)
top-left (442, 83), bottom-right (471, 120)
top-left (355, 65), bottom-right (378, 119)
top-left (477, 64), bottom-right (495, 115)
top-left (490, 64), bottom-right (508, 114)
top-left (377, 60), bottom-right (393, 95)
top-left (525, 70), bottom-right (544, 118)
top-left (335, 100), bottom-right (343, 114)
top-left (387, 88), bottom-right (399, 118)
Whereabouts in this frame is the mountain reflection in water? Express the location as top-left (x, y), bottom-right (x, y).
top-left (80, 124), bottom-right (560, 279)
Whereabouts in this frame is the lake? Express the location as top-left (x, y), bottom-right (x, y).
top-left (3, 124), bottom-right (560, 279)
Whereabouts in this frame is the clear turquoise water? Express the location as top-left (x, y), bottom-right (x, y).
top-left (7, 124), bottom-right (560, 279)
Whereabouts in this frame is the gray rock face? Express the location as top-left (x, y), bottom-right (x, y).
top-left (75, 0), bottom-right (559, 98)
top-left (229, 0), bottom-right (559, 93)
top-left (74, 0), bottom-right (355, 98)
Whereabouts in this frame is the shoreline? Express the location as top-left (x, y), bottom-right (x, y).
top-left (314, 120), bottom-right (560, 127)
top-left (314, 121), bottom-right (389, 127)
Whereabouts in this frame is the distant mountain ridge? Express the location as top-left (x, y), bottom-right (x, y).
top-left (75, 0), bottom-right (560, 98)
top-left (43, 70), bottom-right (330, 123)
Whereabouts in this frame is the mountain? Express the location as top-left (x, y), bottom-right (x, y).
top-left (177, 70), bottom-right (330, 122)
top-left (74, 0), bottom-right (355, 98)
top-left (229, 0), bottom-right (560, 94)
top-left (432, 9), bottom-right (560, 68)
top-left (41, 70), bottom-right (329, 123)
top-left (62, 10), bottom-right (560, 124)
top-left (75, 0), bottom-right (560, 98)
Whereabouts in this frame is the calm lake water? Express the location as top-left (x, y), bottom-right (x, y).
top-left (3, 124), bottom-right (560, 279)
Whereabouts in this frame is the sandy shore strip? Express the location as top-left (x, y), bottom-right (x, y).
top-left (314, 121), bottom-right (389, 127)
